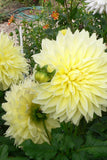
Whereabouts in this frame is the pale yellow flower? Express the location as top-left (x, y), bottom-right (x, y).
top-left (33, 28), bottom-right (107, 125)
top-left (2, 78), bottom-right (59, 145)
top-left (0, 32), bottom-right (28, 90)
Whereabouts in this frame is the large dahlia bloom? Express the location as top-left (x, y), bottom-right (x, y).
top-left (33, 29), bottom-right (107, 125)
top-left (85, 0), bottom-right (107, 14)
top-left (0, 32), bottom-right (28, 90)
top-left (2, 79), bottom-right (59, 145)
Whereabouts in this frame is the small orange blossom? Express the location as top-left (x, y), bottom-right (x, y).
top-left (51, 11), bottom-right (59, 20)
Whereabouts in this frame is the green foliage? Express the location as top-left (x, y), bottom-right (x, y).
top-left (0, 0), bottom-right (18, 23)
top-left (22, 140), bottom-right (56, 160)
top-left (55, 0), bottom-right (65, 6)
top-left (0, 13), bottom-right (9, 23)
top-left (9, 157), bottom-right (28, 160)
top-left (0, 136), bottom-right (29, 159)
top-left (0, 143), bottom-right (28, 160)
top-left (0, 145), bottom-right (8, 160)
top-left (22, 114), bottom-right (107, 160)
top-left (84, 135), bottom-right (107, 158)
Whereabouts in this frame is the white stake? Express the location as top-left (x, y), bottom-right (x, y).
top-left (19, 26), bottom-right (23, 54)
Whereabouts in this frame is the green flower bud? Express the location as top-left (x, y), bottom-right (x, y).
top-left (34, 64), bottom-right (56, 83)
top-left (35, 71), bottom-right (50, 83)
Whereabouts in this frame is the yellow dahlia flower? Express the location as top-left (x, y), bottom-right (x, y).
top-left (2, 78), bottom-right (59, 145)
top-left (33, 28), bottom-right (107, 125)
top-left (0, 32), bottom-right (28, 91)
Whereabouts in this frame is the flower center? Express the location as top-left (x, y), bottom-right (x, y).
top-left (30, 104), bottom-right (47, 122)
top-left (52, 67), bottom-right (85, 96)
top-left (68, 69), bottom-right (81, 81)
top-left (60, 68), bottom-right (83, 84)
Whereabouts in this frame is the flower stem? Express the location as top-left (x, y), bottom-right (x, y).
top-left (43, 120), bottom-right (51, 144)
top-left (104, 12), bottom-right (107, 44)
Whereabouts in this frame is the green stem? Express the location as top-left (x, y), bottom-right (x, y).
top-left (64, 0), bottom-right (74, 32)
top-left (43, 120), bottom-right (51, 144)
top-left (104, 12), bottom-right (107, 44)
top-left (70, 0), bottom-right (73, 32)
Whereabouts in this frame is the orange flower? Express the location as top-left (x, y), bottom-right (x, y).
top-left (51, 11), bottom-right (59, 20)
top-left (43, 24), bottom-right (49, 29)
top-left (8, 15), bottom-right (14, 25)
top-left (44, 0), bottom-right (48, 2)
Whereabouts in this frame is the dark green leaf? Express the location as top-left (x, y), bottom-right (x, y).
top-left (56, 154), bottom-right (69, 160)
top-left (0, 144), bottom-right (8, 160)
top-left (72, 152), bottom-right (87, 160)
top-left (22, 139), bottom-right (56, 160)
top-left (55, 0), bottom-right (65, 6)
top-left (84, 135), bottom-right (107, 158)
top-left (8, 157), bottom-right (28, 160)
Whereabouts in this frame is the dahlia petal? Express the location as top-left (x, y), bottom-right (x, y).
top-left (85, 0), bottom-right (107, 14)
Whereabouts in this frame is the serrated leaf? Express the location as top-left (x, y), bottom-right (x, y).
top-left (72, 136), bottom-right (84, 149)
top-left (22, 139), bottom-right (56, 160)
top-left (0, 144), bottom-right (8, 160)
top-left (64, 135), bottom-right (75, 150)
top-left (72, 152), bottom-right (87, 160)
top-left (83, 135), bottom-right (107, 158)
top-left (51, 133), bottom-right (63, 149)
top-left (88, 118), bottom-right (107, 139)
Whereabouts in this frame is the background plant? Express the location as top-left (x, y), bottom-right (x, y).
top-left (16, 0), bottom-right (40, 6)
top-left (0, 0), bottom-right (12, 23)
top-left (13, 0), bottom-right (107, 68)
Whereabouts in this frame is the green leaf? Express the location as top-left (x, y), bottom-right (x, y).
top-left (0, 136), bottom-right (27, 158)
top-left (8, 157), bottom-right (28, 160)
top-left (56, 154), bottom-right (69, 160)
top-left (70, 6), bottom-right (78, 18)
top-left (72, 135), bottom-right (84, 149)
top-left (0, 144), bottom-right (8, 160)
top-left (22, 139), bottom-right (56, 160)
top-left (88, 117), bottom-right (107, 139)
top-left (72, 152), bottom-right (87, 160)
top-left (0, 136), bottom-right (17, 153)
top-left (83, 135), bottom-right (107, 158)
top-left (55, 0), bottom-right (65, 6)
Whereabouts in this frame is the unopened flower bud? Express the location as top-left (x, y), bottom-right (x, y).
top-left (34, 64), bottom-right (56, 83)
top-left (35, 71), bottom-right (50, 83)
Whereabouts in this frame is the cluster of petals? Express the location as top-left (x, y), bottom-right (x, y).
top-left (51, 11), bottom-right (59, 20)
top-left (33, 28), bottom-right (107, 125)
top-left (85, 0), bottom-right (107, 14)
top-left (0, 32), bottom-right (28, 90)
top-left (2, 78), bottom-right (59, 145)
